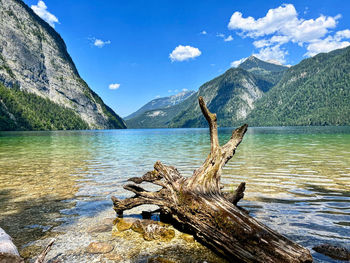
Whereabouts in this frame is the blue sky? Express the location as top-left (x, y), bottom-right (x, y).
top-left (23, 0), bottom-right (350, 117)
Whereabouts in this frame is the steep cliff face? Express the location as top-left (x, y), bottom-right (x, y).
top-left (0, 0), bottom-right (126, 130)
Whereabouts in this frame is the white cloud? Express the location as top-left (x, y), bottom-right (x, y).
top-left (217, 33), bottom-right (233, 42)
top-left (335, 29), bottom-right (350, 41)
top-left (230, 57), bottom-right (248, 67)
top-left (228, 4), bottom-right (348, 63)
top-left (155, 95), bottom-right (161, 98)
top-left (253, 35), bottom-right (290, 48)
top-left (109, 83), bottom-right (120, 90)
top-left (169, 45), bottom-right (201, 62)
top-left (182, 88), bottom-right (188, 91)
top-left (305, 31), bottom-right (350, 57)
top-left (94, 39), bottom-right (111, 48)
top-left (228, 4), bottom-right (297, 37)
top-left (200, 30), bottom-right (207, 35)
top-left (286, 15), bottom-right (338, 43)
top-left (168, 89), bottom-right (172, 93)
top-left (254, 45), bottom-right (288, 64)
top-left (224, 35), bottom-right (233, 42)
top-left (228, 4), bottom-right (338, 42)
top-left (31, 0), bottom-right (59, 28)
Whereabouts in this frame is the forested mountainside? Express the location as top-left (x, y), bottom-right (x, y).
top-left (246, 46), bottom-right (350, 126)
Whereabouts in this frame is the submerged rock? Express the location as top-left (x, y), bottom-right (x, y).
top-left (86, 242), bottom-right (114, 254)
top-left (143, 224), bottom-right (175, 242)
top-left (87, 224), bottom-right (112, 234)
top-left (115, 218), bottom-right (134, 232)
top-left (131, 219), bottom-right (146, 234)
top-left (179, 233), bottom-right (195, 243)
top-left (129, 219), bottom-right (175, 242)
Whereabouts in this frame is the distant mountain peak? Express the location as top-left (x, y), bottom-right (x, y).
top-left (238, 55), bottom-right (287, 72)
top-left (247, 55), bottom-right (258, 60)
top-left (241, 55), bottom-right (285, 66)
top-left (124, 90), bottom-right (195, 120)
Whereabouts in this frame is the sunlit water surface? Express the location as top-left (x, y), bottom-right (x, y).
top-left (0, 126), bottom-right (349, 262)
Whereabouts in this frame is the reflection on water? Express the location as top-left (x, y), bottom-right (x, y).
top-left (0, 126), bottom-right (350, 262)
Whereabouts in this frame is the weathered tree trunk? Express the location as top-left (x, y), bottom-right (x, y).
top-left (112, 97), bottom-right (313, 263)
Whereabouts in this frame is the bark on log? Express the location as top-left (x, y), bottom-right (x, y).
top-left (112, 97), bottom-right (313, 263)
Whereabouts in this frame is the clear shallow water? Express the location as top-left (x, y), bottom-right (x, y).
top-left (0, 126), bottom-right (350, 262)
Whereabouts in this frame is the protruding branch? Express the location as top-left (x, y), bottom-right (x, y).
top-left (225, 182), bottom-right (246, 205)
top-left (186, 99), bottom-right (247, 194)
top-left (198, 96), bottom-right (219, 153)
top-left (34, 239), bottom-right (55, 263)
top-left (221, 124), bottom-right (248, 165)
top-left (124, 184), bottom-right (148, 195)
top-left (112, 196), bottom-right (149, 215)
top-left (128, 170), bottom-right (163, 184)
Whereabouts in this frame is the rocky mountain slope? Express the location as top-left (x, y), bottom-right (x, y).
top-left (0, 0), bottom-right (126, 130)
top-left (126, 57), bottom-right (287, 128)
top-left (125, 90), bottom-right (195, 120)
top-left (169, 68), bottom-right (266, 127)
top-left (238, 55), bottom-right (288, 90)
top-left (246, 46), bottom-right (350, 126)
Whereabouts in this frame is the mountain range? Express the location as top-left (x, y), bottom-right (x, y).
top-left (0, 0), bottom-right (126, 130)
top-left (126, 48), bottom-right (350, 128)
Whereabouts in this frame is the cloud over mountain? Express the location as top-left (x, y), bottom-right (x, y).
top-left (228, 4), bottom-right (350, 63)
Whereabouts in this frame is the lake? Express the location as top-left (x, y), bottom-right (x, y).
top-left (0, 126), bottom-right (350, 262)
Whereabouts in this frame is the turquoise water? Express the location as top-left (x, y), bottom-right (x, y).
top-left (0, 126), bottom-right (350, 262)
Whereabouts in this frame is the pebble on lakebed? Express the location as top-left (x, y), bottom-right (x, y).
top-left (86, 242), bottom-right (114, 254)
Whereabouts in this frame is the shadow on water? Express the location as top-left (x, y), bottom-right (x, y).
top-left (0, 188), bottom-right (77, 257)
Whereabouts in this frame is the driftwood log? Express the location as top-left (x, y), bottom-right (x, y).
top-left (112, 97), bottom-right (313, 263)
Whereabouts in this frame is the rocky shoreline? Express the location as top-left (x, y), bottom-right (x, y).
top-left (20, 207), bottom-right (227, 263)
